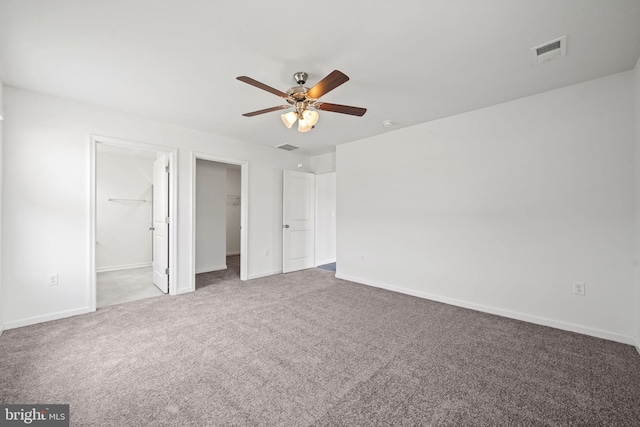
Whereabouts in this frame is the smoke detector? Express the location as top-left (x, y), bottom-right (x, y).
top-left (531, 36), bottom-right (567, 65)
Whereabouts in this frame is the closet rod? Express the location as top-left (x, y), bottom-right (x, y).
top-left (108, 198), bottom-right (150, 202)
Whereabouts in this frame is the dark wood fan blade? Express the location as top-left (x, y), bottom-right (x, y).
top-left (316, 102), bottom-right (367, 117)
top-left (237, 76), bottom-right (288, 98)
top-left (242, 105), bottom-right (291, 117)
top-left (307, 70), bottom-right (349, 99)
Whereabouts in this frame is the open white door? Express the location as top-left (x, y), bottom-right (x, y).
top-left (283, 170), bottom-right (315, 273)
top-left (152, 154), bottom-right (169, 293)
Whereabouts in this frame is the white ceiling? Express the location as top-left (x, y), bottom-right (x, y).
top-left (1, 0), bottom-right (639, 155)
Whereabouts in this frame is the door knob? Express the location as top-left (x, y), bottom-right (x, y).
top-left (283, 224), bottom-right (290, 228)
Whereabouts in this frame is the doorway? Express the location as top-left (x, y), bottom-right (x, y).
top-left (315, 171), bottom-right (337, 272)
top-left (90, 136), bottom-right (178, 311)
top-left (191, 153), bottom-right (248, 291)
top-left (282, 170), bottom-right (336, 274)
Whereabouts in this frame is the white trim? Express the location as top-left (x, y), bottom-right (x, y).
top-left (336, 273), bottom-right (637, 347)
top-left (4, 306), bottom-right (92, 330)
top-left (190, 152), bottom-right (249, 293)
top-left (89, 138), bottom-right (97, 311)
top-left (90, 135), bottom-right (179, 311)
top-left (195, 264), bottom-right (227, 274)
top-left (240, 162), bottom-right (249, 281)
top-left (248, 270), bottom-right (282, 280)
top-left (226, 251), bottom-right (241, 256)
top-left (634, 336), bottom-right (640, 356)
top-left (96, 262), bottom-right (152, 273)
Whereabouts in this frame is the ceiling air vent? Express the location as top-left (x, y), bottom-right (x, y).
top-left (531, 36), bottom-right (566, 65)
top-left (276, 144), bottom-right (299, 151)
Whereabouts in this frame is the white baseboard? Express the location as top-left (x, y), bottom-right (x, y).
top-left (634, 336), bottom-right (640, 356)
top-left (0, 323), bottom-right (4, 337)
top-left (4, 306), bottom-right (93, 330)
top-left (335, 273), bottom-right (637, 347)
top-left (226, 251), bottom-right (241, 256)
top-left (195, 264), bottom-right (227, 274)
top-left (248, 270), bottom-right (282, 280)
top-left (97, 262), bottom-right (152, 273)
top-left (315, 258), bottom-right (336, 267)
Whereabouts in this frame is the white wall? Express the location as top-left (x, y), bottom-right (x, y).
top-left (226, 166), bottom-right (241, 255)
top-left (0, 81), bottom-right (3, 119)
top-left (195, 159), bottom-right (226, 273)
top-left (2, 87), bottom-right (310, 328)
top-left (0, 81), bottom-right (4, 335)
top-left (634, 57), bottom-right (640, 352)
top-left (316, 172), bottom-right (336, 265)
top-left (311, 152), bottom-right (336, 174)
top-left (337, 71), bottom-right (636, 344)
top-left (96, 148), bottom-right (154, 271)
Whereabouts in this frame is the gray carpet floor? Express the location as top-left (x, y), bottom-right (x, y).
top-left (1, 258), bottom-right (640, 426)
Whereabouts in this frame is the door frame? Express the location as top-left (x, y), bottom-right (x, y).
top-left (89, 135), bottom-right (179, 311)
top-left (190, 152), bottom-right (249, 290)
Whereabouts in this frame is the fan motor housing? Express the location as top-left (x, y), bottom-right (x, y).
top-left (286, 86), bottom-right (310, 104)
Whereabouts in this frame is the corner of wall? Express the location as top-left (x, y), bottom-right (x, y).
top-left (0, 80), bottom-right (4, 337)
top-left (635, 56), bottom-right (640, 351)
top-left (310, 151), bottom-right (336, 174)
top-left (0, 81), bottom-right (4, 120)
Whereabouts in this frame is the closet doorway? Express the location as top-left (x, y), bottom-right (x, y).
top-left (90, 137), bottom-right (177, 309)
top-left (191, 154), bottom-right (248, 291)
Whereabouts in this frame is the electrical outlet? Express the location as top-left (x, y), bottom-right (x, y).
top-left (573, 282), bottom-right (585, 296)
top-left (48, 273), bottom-right (59, 286)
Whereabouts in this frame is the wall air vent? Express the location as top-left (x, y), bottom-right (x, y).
top-left (531, 36), bottom-right (567, 65)
top-left (276, 144), bottom-right (299, 151)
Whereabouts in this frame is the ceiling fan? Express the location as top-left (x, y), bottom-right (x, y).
top-left (236, 70), bottom-right (367, 132)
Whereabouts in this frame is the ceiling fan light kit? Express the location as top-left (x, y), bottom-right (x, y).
top-left (237, 70), bottom-right (367, 133)
top-left (281, 111), bottom-right (297, 129)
